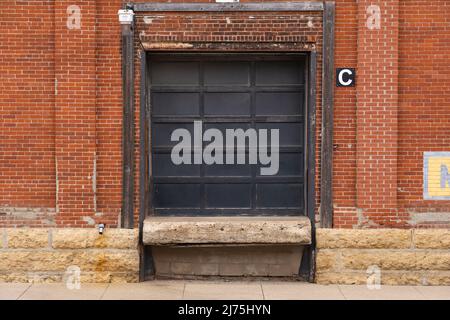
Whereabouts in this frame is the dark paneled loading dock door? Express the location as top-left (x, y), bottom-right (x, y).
top-left (149, 54), bottom-right (307, 216)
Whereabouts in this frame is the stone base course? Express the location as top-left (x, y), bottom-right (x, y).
top-left (4, 227), bottom-right (450, 284)
top-left (316, 228), bottom-right (450, 285)
top-left (0, 228), bottom-right (139, 283)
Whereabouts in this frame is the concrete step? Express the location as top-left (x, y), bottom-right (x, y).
top-left (143, 216), bottom-right (311, 245)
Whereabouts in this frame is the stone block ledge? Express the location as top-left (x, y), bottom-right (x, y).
top-left (143, 216), bottom-right (311, 245)
top-left (0, 228), bottom-right (139, 283)
top-left (316, 228), bottom-right (450, 286)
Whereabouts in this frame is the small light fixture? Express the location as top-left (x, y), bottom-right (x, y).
top-left (118, 9), bottom-right (134, 24)
top-left (98, 223), bottom-right (105, 235)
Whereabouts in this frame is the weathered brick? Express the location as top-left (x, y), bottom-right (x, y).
top-left (0, 0), bottom-right (450, 285)
top-left (0, 0), bottom-right (448, 232)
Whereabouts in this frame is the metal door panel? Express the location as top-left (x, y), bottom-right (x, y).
top-left (149, 54), bottom-right (306, 215)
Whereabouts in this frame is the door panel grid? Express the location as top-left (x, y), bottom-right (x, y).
top-left (149, 55), bottom-right (306, 216)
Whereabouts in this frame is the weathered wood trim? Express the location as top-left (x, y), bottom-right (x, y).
top-left (139, 51), bottom-right (154, 281)
top-left (126, 0), bottom-right (336, 280)
top-left (138, 52), bottom-right (148, 242)
top-left (320, 1), bottom-right (335, 228)
top-left (300, 50), bottom-right (317, 282)
top-left (121, 22), bottom-right (135, 229)
top-left (130, 2), bottom-right (324, 12)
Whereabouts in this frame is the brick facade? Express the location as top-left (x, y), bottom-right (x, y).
top-left (1, 0), bottom-right (449, 229)
top-left (355, 0), bottom-right (400, 226)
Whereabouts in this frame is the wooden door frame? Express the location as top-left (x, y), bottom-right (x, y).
top-left (119, 1), bottom-right (336, 281)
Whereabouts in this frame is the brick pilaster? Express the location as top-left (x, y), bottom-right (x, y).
top-left (54, 2), bottom-right (97, 226)
top-left (356, 1), bottom-right (399, 219)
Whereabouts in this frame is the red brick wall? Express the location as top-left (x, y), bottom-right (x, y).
top-left (96, 0), bottom-right (124, 227)
top-left (0, 1), bottom-right (56, 227)
top-left (356, 0), bottom-right (400, 227)
top-left (0, 1), bottom-right (55, 207)
top-left (54, 0), bottom-right (97, 227)
top-left (332, 0), bottom-right (358, 227)
top-left (1, 0), bottom-right (449, 228)
top-left (398, 1), bottom-right (450, 227)
top-left (334, 0), bottom-right (450, 228)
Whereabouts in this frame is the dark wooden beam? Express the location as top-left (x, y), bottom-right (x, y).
top-left (138, 51), bottom-right (148, 243)
top-left (121, 21), bottom-right (135, 229)
top-left (130, 2), bottom-right (324, 12)
top-left (126, 0), bottom-right (335, 281)
top-left (138, 51), bottom-right (155, 281)
top-left (320, 1), bottom-right (335, 228)
top-left (300, 50), bottom-right (317, 282)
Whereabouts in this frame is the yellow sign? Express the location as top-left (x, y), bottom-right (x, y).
top-left (424, 152), bottom-right (450, 200)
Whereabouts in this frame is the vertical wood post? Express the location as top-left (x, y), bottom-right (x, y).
top-left (300, 51), bottom-right (318, 282)
top-left (120, 10), bottom-right (135, 228)
top-left (320, 1), bottom-right (335, 228)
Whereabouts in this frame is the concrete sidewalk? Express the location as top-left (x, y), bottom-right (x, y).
top-left (1, 281), bottom-right (450, 300)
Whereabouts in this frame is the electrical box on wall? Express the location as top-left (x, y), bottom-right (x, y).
top-left (118, 9), bottom-right (134, 24)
